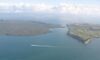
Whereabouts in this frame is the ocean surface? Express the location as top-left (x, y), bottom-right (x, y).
top-left (0, 27), bottom-right (100, 60)
top-left (0, 13), bottom-right (100, 60)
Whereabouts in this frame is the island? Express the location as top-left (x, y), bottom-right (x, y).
top-left (67, 24), bottom-right (100, 44)
top-left (0, 20), bottom-right (64, 36)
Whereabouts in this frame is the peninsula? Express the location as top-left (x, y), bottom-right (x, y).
top-left (0, 20), bottom-right (63, 36)
top-left (67, 24), bottom-right (100, 44)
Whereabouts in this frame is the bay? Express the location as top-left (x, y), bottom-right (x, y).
top-left (0, 28), bottom-right (100, 60)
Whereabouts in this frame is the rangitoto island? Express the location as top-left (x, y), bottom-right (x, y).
top-left (0, 20), bottom-right (63, 36)
top-left (67, 24), bottom-right (100, 44)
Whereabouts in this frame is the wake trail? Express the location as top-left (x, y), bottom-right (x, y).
top-left (31, 44), bottom-right (57, 47)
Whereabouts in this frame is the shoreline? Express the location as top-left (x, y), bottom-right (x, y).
top-left (67, 24), bottom-right (100, 44)
top-left (0, 20), bottom-right (63, 36)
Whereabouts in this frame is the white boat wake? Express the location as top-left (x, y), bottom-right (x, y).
top-left (31, 44), bottom-right (56, 47)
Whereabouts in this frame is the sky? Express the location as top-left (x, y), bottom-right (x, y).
top-left (0, 0), bottom-right (100, 17)
top-left (0, 0), bottom-right (100, 23)
top-left (0, 0), bottom-right (100, 5)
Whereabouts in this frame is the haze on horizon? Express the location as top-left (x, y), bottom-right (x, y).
top-left (0, 0), bottom-right (100, 24)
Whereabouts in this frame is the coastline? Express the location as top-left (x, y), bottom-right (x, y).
top-left (67, 31), bottom-right (88, 44)
top-left (0, 20), bottom-right (63, 36)
top-left (66, 24), bottom-right (100, 44)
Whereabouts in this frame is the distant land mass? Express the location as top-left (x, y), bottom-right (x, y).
top-left (0, 20), bottom-right (63, 36)
top-left (67, 24), bottom-right (100, 44)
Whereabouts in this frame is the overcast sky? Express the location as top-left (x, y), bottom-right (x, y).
top-left (0, 0), bottom-right (100, 16)
top-left (0, 0), bottom-right (100, 23)
top-left (0, 0), bottom-right (100, 5)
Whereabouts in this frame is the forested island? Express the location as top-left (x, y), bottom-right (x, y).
top-left (67, 24), bottom-right (100, 44)
top-left (0, 20), bottom-right (63, 36)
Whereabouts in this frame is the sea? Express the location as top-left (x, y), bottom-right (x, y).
top-left (0, 13), bottom-right (100, 60)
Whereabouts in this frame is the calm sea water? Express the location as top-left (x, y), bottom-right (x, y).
top-left (0, 28), bottom-right (100, 60)
top-left (0, 13), bottom-right (100, 60)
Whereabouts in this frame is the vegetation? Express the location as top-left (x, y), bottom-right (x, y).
top-left (0, 20), bottom-right (63, 36)
top-left (67, 24), bottom-right (100, 44)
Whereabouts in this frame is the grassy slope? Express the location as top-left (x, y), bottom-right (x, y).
top-left (67, 24), bottom-right (100, 44)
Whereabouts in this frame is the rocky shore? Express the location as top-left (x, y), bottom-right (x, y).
top-left (67, 24), bottom-right (100, 44)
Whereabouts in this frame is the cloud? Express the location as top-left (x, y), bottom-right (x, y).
top-left (32, 3), bottom-right (53, 12)
top-left (0, 2), bottom-right (33, 13)
top-left (56, 3), bottom-right (100, 16)
top-left (0, 2), bottom-right (100, 16)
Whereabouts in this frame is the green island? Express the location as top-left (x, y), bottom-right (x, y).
top-left (67, 24), bottom-right (100, 44)
top-left (0, 20), bottom-right (63, 36)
